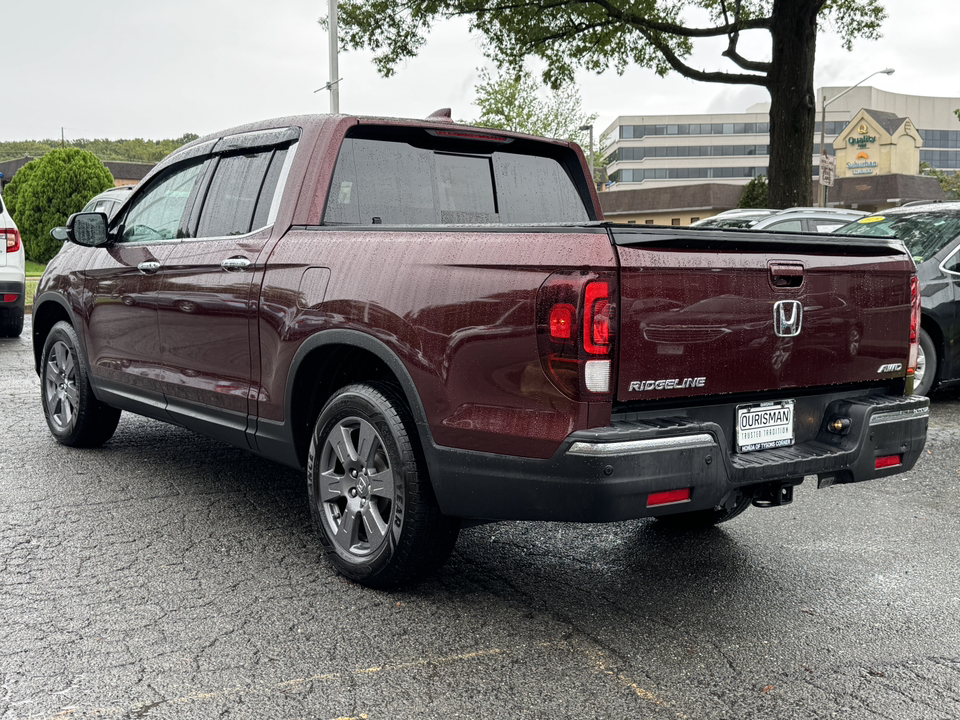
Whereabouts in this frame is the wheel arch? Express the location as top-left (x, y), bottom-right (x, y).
top-left (920, 313), bottom-right (944, 383)
top-left (31, 294), bottom-right (79, 375)
top-left (284, 330), bottom-right (435, 471)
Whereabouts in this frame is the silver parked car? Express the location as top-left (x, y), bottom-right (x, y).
top-left (749, 207), bottom-right (867, 234)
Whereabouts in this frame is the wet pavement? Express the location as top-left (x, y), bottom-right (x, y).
top-left (2, 317), bottom-right (959, 719)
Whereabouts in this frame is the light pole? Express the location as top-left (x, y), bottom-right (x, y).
top-left (818, 68), bottom-right (895, 207)
top-left (315, 0), bottom-right (342, 112)
top-left (580, 123), bottom-right (595, 189)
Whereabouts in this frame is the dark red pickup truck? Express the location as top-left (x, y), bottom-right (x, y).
top-left (35, 112), bottom-right (929, 587)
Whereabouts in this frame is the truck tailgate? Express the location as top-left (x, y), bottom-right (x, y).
top-left (612, 227), bottom-right (916, 402)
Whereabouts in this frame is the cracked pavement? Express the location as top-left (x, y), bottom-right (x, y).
top-left (2, 316), bottom-right (959, 719)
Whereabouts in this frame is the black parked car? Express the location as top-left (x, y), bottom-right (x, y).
top-left (836, 203), bottom-right (960, 395)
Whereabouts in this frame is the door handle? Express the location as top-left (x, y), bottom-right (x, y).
top-left (137, 261), bottom-right (161, 274)
top-left (221, 257), bottom-right (252, 271)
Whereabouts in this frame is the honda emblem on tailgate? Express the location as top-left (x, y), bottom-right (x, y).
top-left (773, 300), bottom-right (803, 337)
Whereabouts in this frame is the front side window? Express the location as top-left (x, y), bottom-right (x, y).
top-left (121, 161), bottom-right (206, 243)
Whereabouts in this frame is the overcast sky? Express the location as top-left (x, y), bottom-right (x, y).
top-left (5, 0), bottom-right (958, 144)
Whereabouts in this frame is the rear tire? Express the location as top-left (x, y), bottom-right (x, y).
top-left (0, 307), bottom-right (23, 338)
top-left (913, 328), bottom-right (937, 396)
top-left (40, 321), bottom-right (121, 447)
top-left (307, 382), bottom-right (460, 588)
top-left (653, 492), bottom-right (752, 530)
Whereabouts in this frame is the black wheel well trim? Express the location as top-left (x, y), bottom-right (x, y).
top-left (31, 293), bottom-right (82, 375)
top-left (919, 314), bottom-right (943, 372)
top-left (286, 328), bottom-right (437, 464)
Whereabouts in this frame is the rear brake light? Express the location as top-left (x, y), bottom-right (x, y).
top-left (647, 488), bottom-right (692, 507)
top-left (537, 271), bottom-right (617, 400)
top-left (875, 454), bottom-right (902, 469)
top-left (2, 227), bottom-right (20, 253)
top-left (583, 282), bottom-right (611, 354)
top-left (907, 275), bottom-right (920, 375)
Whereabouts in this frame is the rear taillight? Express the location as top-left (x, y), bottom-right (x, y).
top-left (907, 275), bottom-right (920, 375)
top-left (1, 227), bottom-right (20, 253)
top-left (537, 271), bottom-right (617, 400)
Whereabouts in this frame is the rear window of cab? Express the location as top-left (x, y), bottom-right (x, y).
top-left (323, 128), bottom-right (592, 226)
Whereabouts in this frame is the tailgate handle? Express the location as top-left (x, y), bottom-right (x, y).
top-left (769, 262), bottom-right (804, 289)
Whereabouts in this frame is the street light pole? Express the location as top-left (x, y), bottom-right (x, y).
top-left (329, 0), bottom-right (339, 114)
top-left (817, 68), bottom-right (895, 207)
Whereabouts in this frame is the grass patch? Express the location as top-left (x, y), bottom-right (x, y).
top-left (26, 279), bottom-right (38, 307)
top-left (25, 260), bottom-right (46, 276)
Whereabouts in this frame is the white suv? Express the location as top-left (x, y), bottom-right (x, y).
top-left (0, 194), bottom-right (25, 337)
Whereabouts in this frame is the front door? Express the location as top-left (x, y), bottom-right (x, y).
top-left (83, 159), bottom-right (207, 418)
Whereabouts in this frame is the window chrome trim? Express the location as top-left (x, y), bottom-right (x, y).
top-left (939, 244), bottom-right (960, 277)
top-left (267, 141), bottom-right (298, 226)
top-left (568, 433), bottom-right (715, 456)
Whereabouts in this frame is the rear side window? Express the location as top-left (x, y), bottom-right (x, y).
top-left (324, 135), bottom-right (590, 225)
top-left (197, 149), bottom-right (275, 238)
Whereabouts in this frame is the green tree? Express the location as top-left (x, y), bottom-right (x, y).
top-left (330, 0), bottom-right (886, 208)
top-left (2, 158), bottom-right (39, 218)
top-left (0, 133), bottom-right (199, 165)
top-left (14, 149), bottom-right (114, 263)
top-left (471, 67), bottom-right (597, 144)
top-left (738, 174), bottom-right (770, 208)
top-left (920, 162), bottom-right (960, 201)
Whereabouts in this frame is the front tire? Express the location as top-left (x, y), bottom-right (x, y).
top-left (40, 321), bottom-right (121, 447)
top-left (307, 383), bottom-right (459, 588)
top-left (913, 328), bottom-right (937, 396)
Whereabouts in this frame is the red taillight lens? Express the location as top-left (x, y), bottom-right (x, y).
top-left (2, 294), bottom-right (19, 303)
top-left (550, 303), bottom-right (575, 340)
top-left (875, 454), bottom-right (902, 469)
top-left (647, 488), bottom-right (692, 507)
top-left (537, 271), bottom-right (617, 400)
top-left (584, 282), bottom-right (611, 354)
top-left (2, 227), bottom-right (21, 253)
top-left (907, 275), bottom-right (920, 375)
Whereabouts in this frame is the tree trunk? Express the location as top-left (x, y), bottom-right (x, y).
top-left (766, 0), bottom-right (818, 208)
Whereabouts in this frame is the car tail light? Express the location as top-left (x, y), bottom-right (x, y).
top-left (875, 454), bottom-right (902, 469)
top-left (537, 271), bottom-right (617, 400)
top-left (907, 275), bottom-right (920, 375)
top-left (647, 488), bottom-right (692, 507)
top-left (1, 227), bottom-right (20, 253)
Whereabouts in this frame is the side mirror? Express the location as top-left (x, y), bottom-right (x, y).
top-left (63, 212), bottom-right (110, 247)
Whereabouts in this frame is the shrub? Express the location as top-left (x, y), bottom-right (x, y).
top-left (14, 148), bottom-right (114, 263)
top-left (738, 174), bottom-right (769, 209)
top-left (2, 158), bottom-right (39, 218)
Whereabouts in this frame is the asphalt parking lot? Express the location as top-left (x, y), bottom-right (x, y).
top-left (2, 317), bottom-right (959, 719)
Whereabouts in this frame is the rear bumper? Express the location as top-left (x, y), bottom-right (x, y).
top-left (428, 393), bottom-right (929, 522)
top-left (0, 277), bottom-right (26, 312)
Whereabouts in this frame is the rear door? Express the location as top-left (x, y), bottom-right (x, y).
top-left (155, 129), bottom-right (299, 447)
top-left (611, 227), bottom-right (916, 403)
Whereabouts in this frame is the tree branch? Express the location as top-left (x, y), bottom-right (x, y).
top-left (633, 23), bottom-right (768, 87)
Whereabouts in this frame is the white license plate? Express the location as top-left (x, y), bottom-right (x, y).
top-left (736, 400), bottom-right (795, 453)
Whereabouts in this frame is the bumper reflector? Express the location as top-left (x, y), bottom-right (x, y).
top-left (2, 294), bottom-right (19, 303)
top-left (875, 454), bottom-right (902, 470)
top-left (647, 488), bottom-right (691, 507)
